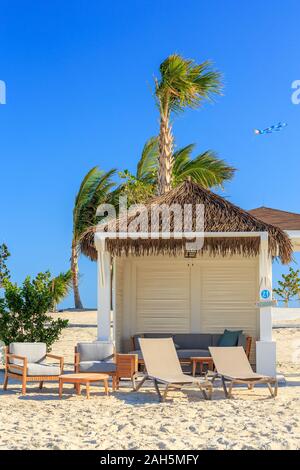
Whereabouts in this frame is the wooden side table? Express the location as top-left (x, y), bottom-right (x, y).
top-left (59, 373), bottom-right (109, 399)
top-left (191, 357), bottom-right (214, 377)
top-left (116, 354), bottom-right (138, 389)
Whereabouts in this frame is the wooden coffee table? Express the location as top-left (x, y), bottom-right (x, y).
top-left (191, 357), bottom-right (214, 377)
top-left (59, 373), bottom-right (109, 399)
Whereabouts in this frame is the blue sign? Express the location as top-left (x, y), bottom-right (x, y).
top-left (261, 289), bottom-right (271, 299)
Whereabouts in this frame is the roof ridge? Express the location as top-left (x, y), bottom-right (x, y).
top-left (249, 206), bottom-right (300, 217)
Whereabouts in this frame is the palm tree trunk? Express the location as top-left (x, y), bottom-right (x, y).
top-left (71, 240), bottom-right (83, 309)
top-left (158, 114), bottom-right (174, 195)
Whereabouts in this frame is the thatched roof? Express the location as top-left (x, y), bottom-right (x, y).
top-left (80, 179), bottom-right (292, 263)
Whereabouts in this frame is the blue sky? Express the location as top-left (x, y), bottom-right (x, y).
top-left (0, 0), bottom-right (299, 308)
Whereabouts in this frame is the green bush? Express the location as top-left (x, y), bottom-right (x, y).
top-left (0, 271), bottom-right (68, 349)
top-left (0, 243), bottom-right (10, 287)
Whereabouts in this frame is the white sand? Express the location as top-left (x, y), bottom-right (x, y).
top-left (0, 310), bottom-right (300, 450)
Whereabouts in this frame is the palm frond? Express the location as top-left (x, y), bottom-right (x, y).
top-left (173, 150), bottom-right (236, 189)
top-left (155, 54), bottom-right (222, 115)
top-left (172, 144), bottom-right (196, 174)
top-left (133, 137), bottom-right (235, 193)
top-left (51, 270), bottom-right (73, 306)
top-left (73, 167), bottom-right (116, 240)
top-left (136, 136), bottom-right (159, 183)
top-left (74, 167), bottom-right (99, 210)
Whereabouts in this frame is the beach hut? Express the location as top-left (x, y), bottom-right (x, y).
top-left (82, 180), bottom-right (293, 376)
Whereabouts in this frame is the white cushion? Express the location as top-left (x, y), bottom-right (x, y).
top-left (9, 363), bottom-right (60, 376)
top-left (9, 343), bottom-right (46, 364)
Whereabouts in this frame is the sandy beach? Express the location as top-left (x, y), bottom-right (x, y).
top-left (0, 310), bottom-right (300, 450)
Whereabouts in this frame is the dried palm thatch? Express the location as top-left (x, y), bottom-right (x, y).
top-left (80, 179), bottom-right (292, 264)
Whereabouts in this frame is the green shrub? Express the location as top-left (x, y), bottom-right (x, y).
top-left (0, 271), bottom-right (68, 349)
top-left (0, 243), bottom-right (10, 287)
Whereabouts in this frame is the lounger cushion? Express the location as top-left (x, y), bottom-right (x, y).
top-left (173, 334), bottom-right (212, 350)
top-left (9, 363), bottom-right (60, 376)
top-left (176, 349), bottom-right (211, 359)
top-left (77, 342), bottom-right (114, 362)
top-left (218, 330), bottom-right (242, 347)
top-left (79, 361), bottom-right (116, 373)
top-left (9, 343), bottom-right (46, 364)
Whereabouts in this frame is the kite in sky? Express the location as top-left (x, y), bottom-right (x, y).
top-left (254, 122), bottom-right (287, 135)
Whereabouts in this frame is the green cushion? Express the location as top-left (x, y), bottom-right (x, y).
top-left (218, 329), bottom-right (242, 347)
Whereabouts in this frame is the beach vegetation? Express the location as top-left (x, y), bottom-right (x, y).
top-left (0, 271), bottom-right (69, 348)
top-left (274, 267), bottom-right (300, 307)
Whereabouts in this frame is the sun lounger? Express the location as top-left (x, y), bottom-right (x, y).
top-left (209, 346), bottom-right (278, 398)
top-left (135, 338), bottom-right (213, 401)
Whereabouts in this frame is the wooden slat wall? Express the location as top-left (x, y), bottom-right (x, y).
top-left (136, 261), bottom-right (190, 333)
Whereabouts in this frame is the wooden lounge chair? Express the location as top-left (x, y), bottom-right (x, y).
top-left (3, 343), bottom-right (64, 395)
top-left (209, 346), bottom-right (278, 398)
top-left (135, 338), bottom-right (213, 402)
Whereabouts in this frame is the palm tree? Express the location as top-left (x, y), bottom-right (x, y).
top-left (72, 167), bottom-right (116, 308)
top-left (154, 54), bottom-right (222, 194)
top-left (51, 270), bottom-right (72, 311)
top-left (119, 137), bottom-right (235, 199)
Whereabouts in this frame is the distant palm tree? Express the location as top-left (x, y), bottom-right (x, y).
top-left (72, 167), bottom-right (116, 308)
top-left (51, 270), bottom-right (72, 311)
top-left (118, 137), bottom-right (235, 200)
top-left (154, 54), bottom-right (222, 194)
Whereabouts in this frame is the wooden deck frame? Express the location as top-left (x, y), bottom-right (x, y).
top-left (3, 347), bottom-right (64, 395)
